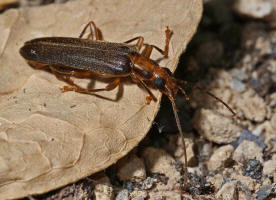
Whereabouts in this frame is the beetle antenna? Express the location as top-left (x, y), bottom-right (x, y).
top-left (176, 79), bottom-right (236, 116)
top-left (167, 88), bottom-right (188, 190)
top-left (171, 99), bottom-right (188, 189)
top-left (177, 86), bottom-right (190, 101)
top-left (194, 86), bottom-right (236, 115)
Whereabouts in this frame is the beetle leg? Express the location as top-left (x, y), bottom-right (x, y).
top-left (88, 77), bottom-right (120, 92)
top-left (141, 44), bottom-right (153, 58)
top-left (176, 79), bottom-right (188, 85)
top-left (130, 73), bottom-right (157, 103)
top-left (62, 78), bottom-right (121, 94)
top-left (145, 96), bottom-right (153, 105)
top-left (124, 36), bottom-right (144, 51)
top-left (70, 71), bottom-right (94, 78)
top-left (127, 27), bottom-right (172, 58)
top-left (27, 61), bottom-right (48, 70)
top-left (163, 26), bottom-right (172, 57)
top-left (143, 27), bottom-right (172, 58)
top-left (79, 21), bottom-right (101, 40)
top-left (49, 66), bottom-right (121, 94)
top-left (50, 66), bottom-right (94, 78)
top-left (49, 66), bottom-right (81, 88)
top-left (49, 66), bottom-right (96, 93)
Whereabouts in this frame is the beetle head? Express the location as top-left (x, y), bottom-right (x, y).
top-left (152, 67), bottom-right (189, 102)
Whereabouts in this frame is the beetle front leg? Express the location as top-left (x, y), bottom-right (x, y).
top-left (141, 27), bottom-right (172, 58)
top-left (130, 73), bottom-right (157, 104)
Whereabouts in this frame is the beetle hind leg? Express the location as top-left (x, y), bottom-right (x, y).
top-left (49, 66), bottom-right (87, 88)
top-left (62, 78), bottom-right (121, 94)
top-left (49, 66), bottom-right (121, 95)
top-left (79, 21), bottom-right (102, 40)
top-left (124, 36), bottom-right (144, 51)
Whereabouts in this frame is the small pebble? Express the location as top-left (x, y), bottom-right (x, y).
top-left (186, 173), bottom-right (214, 195)
top-left (94, 183), bottom-right (114, 200)
top-left (141, 147), bottom-right (181, 189)
top-left (207, 174), bottom-right (224, 190)
top-left (194, 109), bottom-right (241, 144)
top-left (231, 173), bottom-right (256, 191)
top-left (116, 154), bottom-right (146, 182)
top-left (243, 159), bottom-right (263, 180)
top-left (230, 79), bottom-right (246, 92)
top-left (252, 124), bottom-right (265, 136)
top-left (199, 143), bottom-right (213, 162)
top-left (174, 137), bottom-right (196, 166)
top-left (229, 68), bottom-right (249, 81)
top-left (216, 181), bottom-right (238, 200)
top-left (263, 154), bottom-right (276, 176)
top-left (232, 129), bottom-right (266, 150)
top-left (256, 184), bottom-right (275, 200)
top-left (233, 140), bottom-right (263, 163)
top-left (141, 177), bottom-right (155, 190)
top-left (93, 174), bottom-right (114, 200)
top-left (116, 189), bottom-right (129, 200)
top-left (234, 0), bottom-right (273, 18)
top-left (148, 190), bottom-right (182, 200)
top-left (236, 89), bottom-right (267, 122)
top-left (207, 145), bottom-right (234, 171)
top-left (271, 113), bottom-right (276, 130)
top-left (269, 93), bottom-right (276, 107)
top-left (129, 190), bottom-right (147, 200)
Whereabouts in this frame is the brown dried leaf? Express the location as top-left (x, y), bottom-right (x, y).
top-left (0, 0), bottom-right (202, 199)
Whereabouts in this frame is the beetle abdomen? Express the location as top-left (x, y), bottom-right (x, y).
top-left (20, 37), bottom-right (137, 75)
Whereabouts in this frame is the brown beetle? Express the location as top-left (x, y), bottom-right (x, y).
top-left (20, 21), bottom-right (235, 188)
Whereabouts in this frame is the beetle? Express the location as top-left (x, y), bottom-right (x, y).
top-left (20, 21), bottom-right (235, 189)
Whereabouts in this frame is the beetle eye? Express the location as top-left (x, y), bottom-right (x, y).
top-left (164, 67), bottom-right (172, 76)
top-left (154, 77), bottom-right (166, 90)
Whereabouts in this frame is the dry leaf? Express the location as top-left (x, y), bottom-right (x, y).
top-left (0, 0), bottom-right (202, 199)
